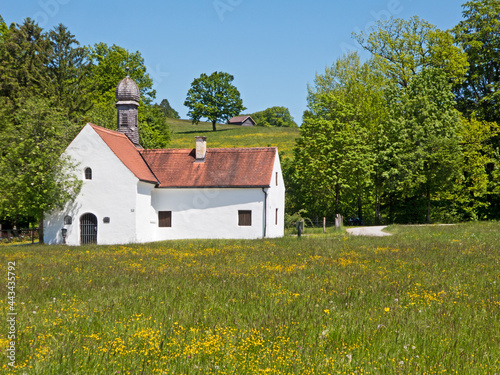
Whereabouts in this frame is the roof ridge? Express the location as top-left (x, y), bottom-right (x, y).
top-left (89, 123), bottom-right (128, 138)
top-left (141, 147), bottom-right (276, 153)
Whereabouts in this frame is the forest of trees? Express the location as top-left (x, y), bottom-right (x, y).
top-left (286, 0), bottom-right (500, 224)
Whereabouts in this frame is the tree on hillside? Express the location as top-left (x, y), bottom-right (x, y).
top-left (453, 0), bottom-right (500, 124)
top-left (184, 71), bottom-right (245, 131)
top-left (157, 98), bottom-right (180, 119)
top-left (353, 16), bottom-right (469, 88)
top-left (250, 106), bottom-right (297, 127)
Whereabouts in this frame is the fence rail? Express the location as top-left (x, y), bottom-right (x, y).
top-left (0, 228), bottom-right (39, 244)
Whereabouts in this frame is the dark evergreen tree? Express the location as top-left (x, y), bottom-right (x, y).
top-left (157, 98), bottom-right (180, 119)
top-left (48, 23), bottom-right (93, 122)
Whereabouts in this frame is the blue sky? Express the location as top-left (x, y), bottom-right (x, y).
top-left (3, 0), bottom-right (466, 124)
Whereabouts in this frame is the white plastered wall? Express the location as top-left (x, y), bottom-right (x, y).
top-left (44, 124), bottom-right (142, 245)
top-left (151, 188), bottom-right (266, 240)
top-left (265, 151), bottom-right (286, 238)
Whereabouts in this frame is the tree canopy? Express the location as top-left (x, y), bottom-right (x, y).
top-left (156, 98), bottom-right (180, 119)
top-left (0, 97), bottom-right (81, 227)
top-left (289, 8), bottom-right (499, 225)
top-left (184, 71), bottom-right (245, 131)
top-left (293, 52), bottom-right (386, 220)
top-left (453, 0), bottom-right (500, 124)
top-left (353, 16), bottom-right (469, 88)
top-left (249, 106), bottom-right (297, 127)
top-left (84, 42), bottom-right (170, 148)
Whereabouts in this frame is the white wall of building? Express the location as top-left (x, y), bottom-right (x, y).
top-left (135, 181), bottom-right (157, 243)
top-left (151, 188), bottom-right (266, 240)
top-left (265, 152), bottom-right (286, 238)
top-left (44, 125), bottom-right (141, 245)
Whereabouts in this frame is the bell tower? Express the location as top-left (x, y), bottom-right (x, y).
top-left (115, 69), bottom-right (141, 147)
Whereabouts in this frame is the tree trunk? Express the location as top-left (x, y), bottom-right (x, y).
top-left (38, 218), bottom-right (44, 244)
top-left (357, 194), bottom-right (363, 222)
top-left (426, 188), bottom-right (431, 224)
top-left (335, 183), bottom-right (340, 215)
top-left (375, 192), bottom-right (381, 225)
top-left (212, 120), bottom-right (217, 131)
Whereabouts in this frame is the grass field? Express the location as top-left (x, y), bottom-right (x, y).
top-left (167, 118), bottom-right (299, 158)
top-left (1, 223), bottom-right (500, 373)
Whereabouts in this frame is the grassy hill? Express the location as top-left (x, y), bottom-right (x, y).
top-left (166, 118), bottom-right (299, 157)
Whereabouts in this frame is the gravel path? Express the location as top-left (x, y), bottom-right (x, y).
top-left (345, 226), bottom-right (392, 237)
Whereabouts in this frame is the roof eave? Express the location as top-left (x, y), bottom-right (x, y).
top-left (155, 185), bottom-right (271, 189)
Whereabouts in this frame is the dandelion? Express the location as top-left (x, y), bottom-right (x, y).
top-left (384, 307), bottom-right (390, 312)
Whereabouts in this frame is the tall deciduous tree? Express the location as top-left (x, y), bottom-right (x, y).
top-left (446, 115), bottom-right (498, 220)
top-left (380, 68), bottom-right (462, 223)
top-left (353, 16), bottom-right (469, 88)
top-left (184, 71), bottom-right (245, 131)
top-left (0, 98), bottom-right (81, 238)
top-left (87, 42), bottom-right (156, 105)
top-left (294, 53), bottom-right (386, 220)
top-left (85, 43), bottom-right (169, 149)
top-left (453, 0), bottom-right (500, 124)
top-left (139, 104), bottom-right (172, 149)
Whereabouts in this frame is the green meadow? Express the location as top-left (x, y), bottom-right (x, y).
top-left (1, 223), bottom-right (500, 374)
top-left (167, 118), bottom-right (299, 158)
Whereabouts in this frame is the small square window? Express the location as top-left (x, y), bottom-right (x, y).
top-left (158, 211), bottom-right (172, 227)
top-left (103, 217), bottom-right (110, 224)
top-left (238, 210), bottom-right (252, 226)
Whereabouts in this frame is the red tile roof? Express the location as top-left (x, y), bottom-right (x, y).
top-left (140, 147), bottom-right (277, 188)
top-left (89, 123), bottom-right (276, 188)
top-left (89, 124), bottom-right (157, 184)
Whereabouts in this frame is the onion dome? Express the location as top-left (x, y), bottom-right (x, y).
top-left (115, 76), bottom-right (140, 104)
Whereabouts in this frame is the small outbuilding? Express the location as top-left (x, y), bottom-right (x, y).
top-left (228, 115), bottom-right (256, 126)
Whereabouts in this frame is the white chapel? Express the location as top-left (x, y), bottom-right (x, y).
top-left (43, 75), bottom-right (285, 245)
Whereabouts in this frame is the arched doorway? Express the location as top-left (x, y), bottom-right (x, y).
top-left (80, 213), bottom-right (97, 245)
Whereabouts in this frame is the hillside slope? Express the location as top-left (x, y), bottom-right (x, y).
top-left (167, 118), bottom-right (299, 157)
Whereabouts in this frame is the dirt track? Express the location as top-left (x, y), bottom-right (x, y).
top-left (345, 226), bottom-right (392, 237)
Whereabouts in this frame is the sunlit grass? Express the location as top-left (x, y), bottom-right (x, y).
top-left (167, 118), bottom-right (299, 157)
top-left (1, 222), bottom-right (500, 373)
